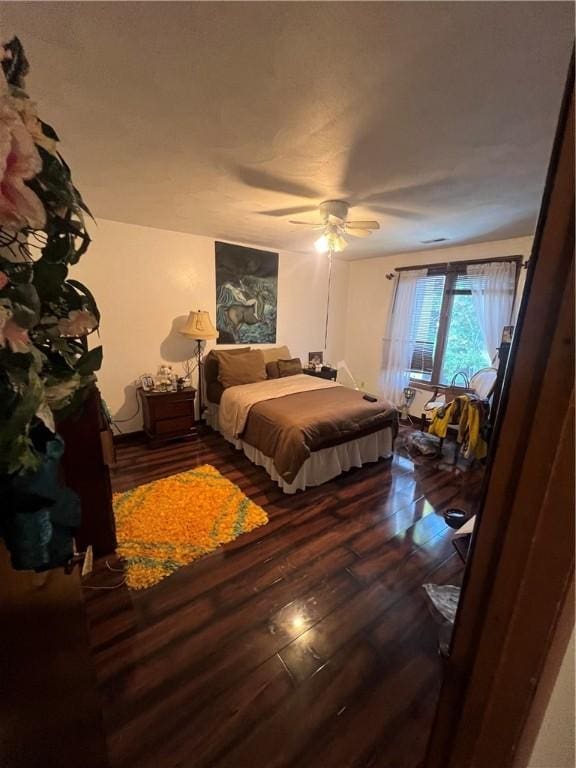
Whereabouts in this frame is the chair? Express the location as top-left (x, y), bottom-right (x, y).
top-left (421, 368), bottom-right (498, 463)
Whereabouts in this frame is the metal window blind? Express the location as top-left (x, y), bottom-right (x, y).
top-left (408, 274), bottom-right (446, 374)
top-left (450, 272), bottom-right (475, 294)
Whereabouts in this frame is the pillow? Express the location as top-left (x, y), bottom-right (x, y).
top-left (260, 345), bottom-right (291, 364)
top-left (277, 358), bottom-right (303, 378)
top-left (266, 361), bottom-right (280, 379)
top-left (204, 347), bottom-right (250, 404)
top-left (218, 350), bottom-right (267, 389)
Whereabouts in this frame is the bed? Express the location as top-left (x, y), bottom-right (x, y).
top-left (204, 347), bottom-right (398, 493)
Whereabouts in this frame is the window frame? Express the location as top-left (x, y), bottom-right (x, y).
top-left (402, 256), bottom-right (523, 387)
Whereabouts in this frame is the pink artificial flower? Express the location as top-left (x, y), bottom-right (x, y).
top-left (57, 309), bottom-right (98, 337)
top-left (0, 306), bottom-right (29, 353)
top-left (0, 271), bottom-right (8, 289)
top-left (11, 96), bottom-right (58, 155)
top-left (4, 318), bottom-right (30, 352)
top-left (0, 73), bottom-right (45, 231)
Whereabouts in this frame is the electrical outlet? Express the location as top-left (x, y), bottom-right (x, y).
top-left (81, 545), bottom-right (93, 578)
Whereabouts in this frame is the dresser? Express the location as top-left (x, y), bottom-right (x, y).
top-left (138, 387), bottom-right (197, 447)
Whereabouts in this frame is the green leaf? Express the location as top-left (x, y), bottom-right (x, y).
top-left (66, 279), bottom-right (100, 323)
top-left (41, 233), bottom-right (72, 263)
top-left (77, 345), bottom-right (102, 375)
top-left (8, 284), bottom-right (41, 327)
top-left (1, 434), bottom-right (40, 475)
top-left (71, 184), bottom-right (94, 221)
top-left (71, 229), bottom-right (91, 263)
top-left (40, 119), bottom-right (59, 141)
top-left (11, 303), bottom-right (38, 330)
top-left (33, 259), bottom-right (68, 300)
top-left (0, 258), bottom-right (33, 284)
top-left (0, 367), bottom-right (43, 443)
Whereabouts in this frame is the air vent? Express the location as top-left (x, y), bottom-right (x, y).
top-left (421, 237), bottom-right (448, 244)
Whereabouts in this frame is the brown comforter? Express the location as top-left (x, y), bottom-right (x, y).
top-left (241, 387), bottom-right (397, 483)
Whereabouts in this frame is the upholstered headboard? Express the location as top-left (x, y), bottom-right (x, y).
top-left (204, 345), bottom-right (291, 404)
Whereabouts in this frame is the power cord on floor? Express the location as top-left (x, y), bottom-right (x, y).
top-left (111, 395), bottom-right (142, 433)
top-left (82, 560), bottom-right (126, 590)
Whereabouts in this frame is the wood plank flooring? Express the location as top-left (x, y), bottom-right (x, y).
top-left (83, 428), bottom-right (483, 768)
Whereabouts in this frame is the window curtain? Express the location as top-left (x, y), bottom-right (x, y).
top-left (467, 261), bottom-right (516, 363)
top-left (380, 268), bottom-right (427, 404)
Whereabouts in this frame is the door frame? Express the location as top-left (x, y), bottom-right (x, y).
top-left (425, 53), bottom-right (575, 768)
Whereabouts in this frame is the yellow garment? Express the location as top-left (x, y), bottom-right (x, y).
top-left (429, 395), bottom-right (488, 460)
top-left (460, 399), bottom-right (488, 460)
top-left (428, 397), bottom-right (465, 439)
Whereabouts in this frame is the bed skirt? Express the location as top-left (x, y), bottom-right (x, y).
top-left (205, 403), bottom-right (393, 493)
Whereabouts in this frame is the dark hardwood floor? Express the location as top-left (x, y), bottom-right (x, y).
top-left (83, 428), bottom-right (483, 768)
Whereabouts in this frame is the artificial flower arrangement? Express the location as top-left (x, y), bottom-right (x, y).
top-left (0, 38), bottom-right (101, 570)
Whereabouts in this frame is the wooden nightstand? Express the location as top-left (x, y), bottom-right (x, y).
top-left (303, 366), bottom-right (338, 381)
top-left (138, 387), bottom-right (197, 447)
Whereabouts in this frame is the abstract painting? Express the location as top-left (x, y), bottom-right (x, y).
top-left (215, 241), bottom-right (278, 344)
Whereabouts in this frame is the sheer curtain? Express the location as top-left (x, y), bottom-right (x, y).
top-left (380, 268), bottom-right (427, 404)
top-left (468, 261), bottom-right (516, 363)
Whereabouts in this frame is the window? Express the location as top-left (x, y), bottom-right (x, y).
top-left (408, 274), bottom-right (445, 382)
top-left (406, 260), bottom-right (518, 385)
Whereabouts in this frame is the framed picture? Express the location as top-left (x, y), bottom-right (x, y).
top-left (215, 241), bottom-right (278, 344)
top-left (140, 374), bottom-right (154, 391)
top-left (308, 351), bottom-right (323, 367)
top-left (501, 325), bottom-right (514, 344)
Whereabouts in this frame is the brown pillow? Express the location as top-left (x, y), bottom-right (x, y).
top-left (277, 358), bottom-right (303, 378)
top-left (204, 347), bottom-right (250, 404)
top-left (218, 350), bottom-right (267, 389)
top-left (266, 361), bottom-right (280, 379)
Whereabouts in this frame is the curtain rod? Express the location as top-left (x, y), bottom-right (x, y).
top-left (385, 254), bottom-right (526, 279)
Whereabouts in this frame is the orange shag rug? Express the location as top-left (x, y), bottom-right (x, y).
top-left (113, 464), bottom-right (268, 590)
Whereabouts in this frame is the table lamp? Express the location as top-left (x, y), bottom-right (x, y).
top-left (180, 309), bottom-right (218, 420)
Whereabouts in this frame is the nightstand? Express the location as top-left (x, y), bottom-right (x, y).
top-left (138, 387), bottom-right (197, 447)
top-left (303, 366), bottom-right (338, 381)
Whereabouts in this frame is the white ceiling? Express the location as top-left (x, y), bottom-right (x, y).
top-left (0, 2), bottom-right (573, 259)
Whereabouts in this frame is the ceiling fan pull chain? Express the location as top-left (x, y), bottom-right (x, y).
top-left (324, 249), bottom-right (333, 352)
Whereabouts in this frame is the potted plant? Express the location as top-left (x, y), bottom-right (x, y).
top-left (0, 37), bottom-right (101, 571)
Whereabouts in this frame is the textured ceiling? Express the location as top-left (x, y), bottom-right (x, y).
top-left (0, 2), bottom-right (573, 259)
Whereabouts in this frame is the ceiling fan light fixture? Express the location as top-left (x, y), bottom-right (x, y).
top-left (305, 201), bottom-right (376, 254)
top-left (333, 234), bottom-right (347, 252)
top-left (314, 234), bottom-right (330, 254)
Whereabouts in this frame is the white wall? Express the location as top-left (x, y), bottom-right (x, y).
top-left (343, 236), bottom-right (533, 408)
top-left (72, 224), bottom-right (533, 431)
top-left (326, 258), bottom-right (350, 366)
top-left (72, 218), bottom-right (339, 432)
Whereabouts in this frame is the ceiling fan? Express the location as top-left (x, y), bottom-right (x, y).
top-left (289, 200), bottom-right (380, 253)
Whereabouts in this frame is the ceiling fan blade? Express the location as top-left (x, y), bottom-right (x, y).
top-left (345, 220), bottom-right (380, 229)
top-left (260, 205), bottom-right (318, 217)
top-left (345, 227), bottom-right (373, 238)
top-left (230, 164), bottom-right (323, 199)
top-left (327, 213), bottom-right (345, 225)
top-left (288, 220), bottom-right (324, 228)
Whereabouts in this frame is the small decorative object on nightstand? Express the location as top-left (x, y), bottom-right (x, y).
top-left (138, 387), bottom-right (197, 447)
top-left (303, 365), bottom-right (337, 381)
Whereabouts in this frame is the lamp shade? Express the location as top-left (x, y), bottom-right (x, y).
top-left (180, 309), bottom-right (218, 340)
